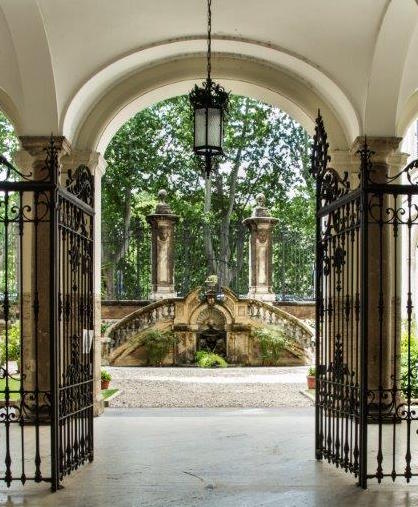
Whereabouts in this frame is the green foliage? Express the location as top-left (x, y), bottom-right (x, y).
top-left (101, 322), bottom-right (111, 336)
top-left (0, 113), bottom-right (20, 297)
top-left (0, 111), bottom-right (18, 162)
top-left (101, 94), bottom-right (314, 299)
top-left (401, 322), bottom-right (418, 399)
top-left (252, 326), bottom-right (288, 366)
top-left (195, 350), bottom-right (228, 368)
top-left (308, 366), bottom-right (316, 376)
top-left (135, 329), bottom-right (179, 366)
top-left (0, 321), bottom-right (20, 364)
top-left (101, 369), bottom-right (112, 382)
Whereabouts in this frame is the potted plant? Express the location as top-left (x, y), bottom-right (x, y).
top-left (307, 366), bottom-right (316, 390)
top-left (101, 369), bottom-right (111, 390)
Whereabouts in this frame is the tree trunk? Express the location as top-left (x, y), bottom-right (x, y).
top-left (218, 98), bottom-right (251, 288)
top-left (203, 175), bottom-right (217, 275)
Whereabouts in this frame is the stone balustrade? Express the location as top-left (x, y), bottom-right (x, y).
top-left (104, 299), bottom-right (177, 360)
top-left (246, 300), bottom-right (314, 351)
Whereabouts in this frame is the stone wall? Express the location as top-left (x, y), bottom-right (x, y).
top-left (104, 288), bottom-right (314, 367)
top-left (273, 302), bottom-right (315, 321)
top-left (102, 300), bottom-right (150, 320)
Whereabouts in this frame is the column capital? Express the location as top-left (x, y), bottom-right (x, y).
top-left (350, 136), bottom-right (403, 162)
top-left (61, 149), bottom-right (107, 177)
top-left (19, 135), bottom-right (71, 158)
top-left (15, 136), bottom-right (71, 174)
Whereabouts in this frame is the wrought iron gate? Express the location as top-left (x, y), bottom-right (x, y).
top-left (54, 163), bottom-right (94, 489)
top-left (0, 140), bottom-right (94, 491)
top-left (313, 113), bottom-right (418, 488)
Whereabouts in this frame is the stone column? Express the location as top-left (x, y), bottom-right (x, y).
top-left (14, 136), bottom-right (70, 418)
top-left (350, 137), bottom-right (407, 410)
top-left (147, 190), bottom-right (178, 300)
top-left (243, 194), bottom-right (278, 302)
top-left (61, 149), bottom-right (106, 416)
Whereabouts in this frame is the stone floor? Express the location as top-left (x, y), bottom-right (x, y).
top-left (2, 408), bottom-right (418, 507)
top-left (107, 366), bottom-right (312, 408)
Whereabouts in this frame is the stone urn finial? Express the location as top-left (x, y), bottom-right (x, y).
top-left (155, 188), bottom-right (172, 214)
top-left (256, 193), bottom-right (265, 207)
top-left (253, 192), bottom-right (270, 217)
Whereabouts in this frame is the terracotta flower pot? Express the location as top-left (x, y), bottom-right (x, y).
top-left (307, 375), bottom-right (316, 390)
top-left (101, 380), bottom-right (110, 390)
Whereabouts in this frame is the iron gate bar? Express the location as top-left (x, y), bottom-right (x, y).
top-left (313, 113), bottom-right (418, 488)
top-left (0, 141), bottom-right (94, 491)
top-left (312, 112), bottom-right (364, 485)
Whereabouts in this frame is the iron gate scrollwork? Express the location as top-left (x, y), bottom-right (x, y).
top-left (54, 164), bottom-right (94, 488)
top-left (312, 113), bottom-right (363, 481)
top-left (313, 112), bottom-right (418, 488)
top-left (0, 139), bottom-right (94, 491)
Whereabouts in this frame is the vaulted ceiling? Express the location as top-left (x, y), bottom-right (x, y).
top-left (0, 0), bottom-right (417, 151)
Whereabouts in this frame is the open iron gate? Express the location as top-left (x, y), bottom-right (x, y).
top-left (0, 140), bottom-right (94, 491)
top-left (313, 113), bottom-right (418, 488)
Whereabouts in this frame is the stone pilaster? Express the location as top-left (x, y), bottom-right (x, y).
top-left (243, 194), bottom-right (278, 302)
top-left (14, 136), bottom-right (71, 418)
top-left (61, 149), bottom-right (107, 416)
top-left (351, 137), bottom-right (407, 411)
top-left (147, 190), bottom-right (178, 300)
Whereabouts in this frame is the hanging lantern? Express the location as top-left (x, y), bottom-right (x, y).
top-left (189, 0), bottom-right (229, 177)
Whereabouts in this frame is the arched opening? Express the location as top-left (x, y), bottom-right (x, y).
top-left (99, 91), bottom-right (316, 409)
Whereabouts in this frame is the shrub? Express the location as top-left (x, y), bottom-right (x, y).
top-left (137, 330), bottom-right (179, 366)
top-left (401, 322), bottom-right (418, 399)
top-left (0, 321), bottom-right (20, 365)
top-left (308, 366), bottom-right (316, 376)
top-left (252, 326), bottom-right (288, 366)
top-left (195, 350), bottom-right (227, 368)
top-left (101, 322), bottom-right (111, 336)
top-left (101, 369), bottom-right (112, 382)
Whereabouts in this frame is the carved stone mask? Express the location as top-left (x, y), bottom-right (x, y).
top-left (158, 227), bottom-right (170, 241)
top-left (257, 231), bottom-right (268, 243)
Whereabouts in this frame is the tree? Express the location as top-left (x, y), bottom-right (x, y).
top-left (0, 111), bottom-right (18, 162)
top-left (102, 95), bottom-right (314, 298)
top-left (0, 112), bottom-right (19, 299)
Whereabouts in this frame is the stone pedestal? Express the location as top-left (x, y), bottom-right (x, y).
top-left (243, 194), bottom-right (278, 302)
top-left (147, 190), bottom-right (179, 300)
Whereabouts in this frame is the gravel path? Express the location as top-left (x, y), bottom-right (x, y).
top-left (106, 366), bottom-right (312, 408)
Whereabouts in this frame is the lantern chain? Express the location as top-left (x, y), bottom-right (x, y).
top-left (207, 0), bottom-right (212, 85)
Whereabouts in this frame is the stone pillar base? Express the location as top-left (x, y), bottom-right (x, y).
top-left (150, 285), bottom-right (178, 300)
top-left (247, 289), bottom-right (276, 303)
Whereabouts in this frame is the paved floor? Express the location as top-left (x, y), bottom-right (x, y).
top-left (107, 367), bottom-right (312, 407)
top-left (2, 408), bottom-right (418, 507)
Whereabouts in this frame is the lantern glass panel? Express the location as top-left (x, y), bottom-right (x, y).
top-left (194, 108), bottom-right (206, 150)
top-left (207, 107), bottom-right (222, 149)
top-left (194, 106), bottom-right (222, 155)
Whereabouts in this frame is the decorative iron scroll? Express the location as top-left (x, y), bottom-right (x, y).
top-left (358, 137), bottom-right (418, 186)
top-left (0, 154), bottom-right (33, 182)
top-left (310, 112), bottom-right (351, 206)
top-left (315, 112), bottom-right (418, 489)
top-left (65, 165), bottom-right (94, 206)
top-left (313, 111), bottom-right (362, 484)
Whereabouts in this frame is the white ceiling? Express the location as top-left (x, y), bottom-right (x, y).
top-left (0, 0), bottom-right (417, 151)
